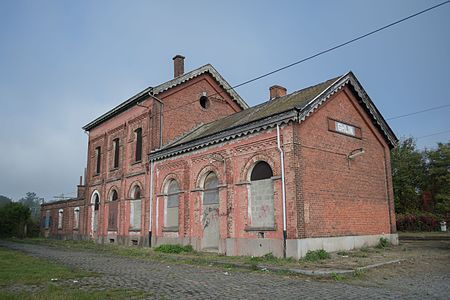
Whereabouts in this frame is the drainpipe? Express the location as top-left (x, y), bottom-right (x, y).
top-left (148, 159), bottom-right (154, 247)
top-left (276, 124), bottom-right (287, 258)
top-left (148, 93), bottom-right (164, 148)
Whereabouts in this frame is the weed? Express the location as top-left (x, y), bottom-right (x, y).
top-left (353, 268), bottom-right (365, 278)
top-left (331, 272), bottom-right (345, 281)
top-left (376, 237), bottom-right (390, 249)
top-left (154, 244), bottom-right (194, 254)
top-left (337, 251), bottom-right (348, 256)
top-left (301, 249), bottom-right (330, 262)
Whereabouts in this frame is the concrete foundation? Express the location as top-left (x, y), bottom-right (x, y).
top-left (225, 237), bottom-right (284, 257)
top-left (286, 233), bottom-right (399, 259)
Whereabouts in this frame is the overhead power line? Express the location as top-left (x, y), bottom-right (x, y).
top-left (416, 129), bottom-right (450, 140)
top-left (209, 0), bottom-right (450, 97)
top-left (386, 104), bottom-right (450, 120)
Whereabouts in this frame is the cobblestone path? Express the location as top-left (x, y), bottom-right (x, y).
top-left (0, 241), bottom-right (448, 299)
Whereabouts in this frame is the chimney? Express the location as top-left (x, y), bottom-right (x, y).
top-left (269, 85), bottom-right (287, 100)
top-left (173, 55), bottom-right (185, 78)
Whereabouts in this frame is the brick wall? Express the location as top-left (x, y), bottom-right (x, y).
top-left (295, 86), bottom-right (395, 238)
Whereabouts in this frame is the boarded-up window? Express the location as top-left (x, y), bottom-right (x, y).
top-left (113, 138), bottom-right (120, 169)
top-left (58, 209), bottom-right (63, 229)
top-left (130, 186), bottom-right (141, 230)
top-left (135, 128), bottom-right (142, 162)
top-left (165, 180), bottom-right (179, 230)
top-left (44, 210), bottom-right (50, 229)
top-left (74, 207), bottom-right (80, 229)
top-left (249, 161), bottom-right (274, 228)
top-left (108, 190), bottom-right (118, 230)
top-left (203, 172), bottom-right (219, 205)
top-left (93, 194), bottom-right (100, 232)
top-left (95, 146), bottom-right (101, 174)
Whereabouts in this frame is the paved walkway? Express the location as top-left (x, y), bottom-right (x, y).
top-left (0, 241), bottom-right (448, 299)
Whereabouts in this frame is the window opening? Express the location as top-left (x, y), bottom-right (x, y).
top-left (113, 138), bottom-right (120, 168)
top-left (135, 128), bottom-right (142, 162)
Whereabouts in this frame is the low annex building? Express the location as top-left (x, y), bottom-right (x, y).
top-left (41, 56), bottom-right (398, 258)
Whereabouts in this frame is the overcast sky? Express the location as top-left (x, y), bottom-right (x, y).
top-left (0, 0), bottom-right (449, 201)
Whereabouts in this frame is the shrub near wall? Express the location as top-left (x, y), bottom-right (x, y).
top-left (396, 213), bottom-right (447, 231)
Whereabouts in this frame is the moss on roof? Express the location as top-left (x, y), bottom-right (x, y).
top-left (166, 75), bottom-right (342, 148)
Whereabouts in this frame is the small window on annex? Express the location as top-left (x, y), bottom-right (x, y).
top-left (134, 128), bottom-right (142, 162)
top-left (58, 209), bottom-right (64, 229)
top-left (108, 190), bottom-right (119, 230)
top-left (129, 186), bottom-right (141, 230)
top-left (73, 207), bottom-right (80, 229)
top-left (249, 161), bottom-right (275, 229)
top-left (164, 180), bottom-right (180, 230)
top-left (113, 138), bottom-right (120, 169)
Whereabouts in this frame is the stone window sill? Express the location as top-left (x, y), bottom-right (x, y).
top-left (131, 160), bottom-right (142, 166)
top-left (162, 226), bottom-right (179, 233)
top-left (129, 228), bottom-right (141, 232)
top-left (244, 226), bottom-right (277, 232)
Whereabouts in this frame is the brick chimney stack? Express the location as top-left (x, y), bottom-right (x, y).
top-left (269, 85), bottom-right (287, 100)
top-left (173, 55), bottom-right (185, 78)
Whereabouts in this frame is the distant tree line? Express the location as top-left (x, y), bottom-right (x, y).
top-left (392, 139), bottom-right (449, 231)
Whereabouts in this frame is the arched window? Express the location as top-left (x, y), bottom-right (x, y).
top-left (250, 161), bottom-right (273, 181)
top-left (203, 172), bottom-right (219, 205)
top-left (73, 207), bottom-right (80, 229)
top-left (129, 185), bottom-right (142, 230)
top-left (164, 180), bottom-right (179, 230)
top-left (202, 172), bottom-right (220, 250)
top-left (58, 209), bottom-right (64, 229)
top-left (108, 190), bottom-right (119, 230)
top-left (91, 191), bottom-right (100, 233)
top-left (249, 161), bottom-right (275, 229)
top-left (94, 194), bottom-right (100, 211)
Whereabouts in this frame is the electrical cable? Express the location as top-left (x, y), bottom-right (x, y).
top-left (387, 104), bottom-right (450, 120)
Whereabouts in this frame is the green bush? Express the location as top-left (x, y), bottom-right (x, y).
top-left (302, 249), bottom-right (330, 262)
top-left (154, 244), bottom-right (194, 254)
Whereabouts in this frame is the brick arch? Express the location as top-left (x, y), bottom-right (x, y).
top-left (90, 190), bottom-right (101, 204)
top-left (195, 164), bottom-right (222, 189)
top-left (107, 186), bottom-right (120, 202)
top-left (160, 173), bottom-right (182, 194)
top-left (128, 181), bottom-right (143, 199)
top-left (240, 154), bottom-right (277, 182)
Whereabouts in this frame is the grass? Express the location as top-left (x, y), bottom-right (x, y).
top-left (154, 244), bottom-right (194, 254)
top-left (0, 247), bottom-right (93, 286)
top-left (0, 247), bottom-right (147, 299)
top-left (0, 286), bottom-right (147, 300)
top-left (301, 250), bottom-right (330, 262)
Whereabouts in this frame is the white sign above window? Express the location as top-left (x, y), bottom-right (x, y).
top-left (335, 121), bottom-right (356, 136)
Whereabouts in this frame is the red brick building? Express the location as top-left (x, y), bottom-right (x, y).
top-left (41, 56), bottom-right (398, 258)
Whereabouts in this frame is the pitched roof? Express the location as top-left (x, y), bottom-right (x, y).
top-left (150, 72), bottom-right (398, 161)
top-left (82, 64), bottom-right (248, 131)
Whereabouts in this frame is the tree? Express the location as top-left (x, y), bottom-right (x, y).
top-left (0, 195), bottom-right (12, 208)
top-left (424, 142), bottom-right (450, 217)
top-left (391, 138), bottom-right (426, 213)
top-left (0, 202), bottom-right (31, 238)
top-left (18, 192), bottom-right (43, 221)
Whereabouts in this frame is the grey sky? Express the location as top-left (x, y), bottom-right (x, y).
top-left (0, 0), bottom-right (449, 201)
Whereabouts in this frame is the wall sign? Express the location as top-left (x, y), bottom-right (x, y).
top-left (336, 121), bottom-right (355, 136)
top-left (328, 118), bottom-right (362, 139)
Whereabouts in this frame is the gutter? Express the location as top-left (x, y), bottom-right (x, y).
top-left (148, 159), bottom-right (154, 247)
top-left (276, 124), bottom-right (287, 258)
